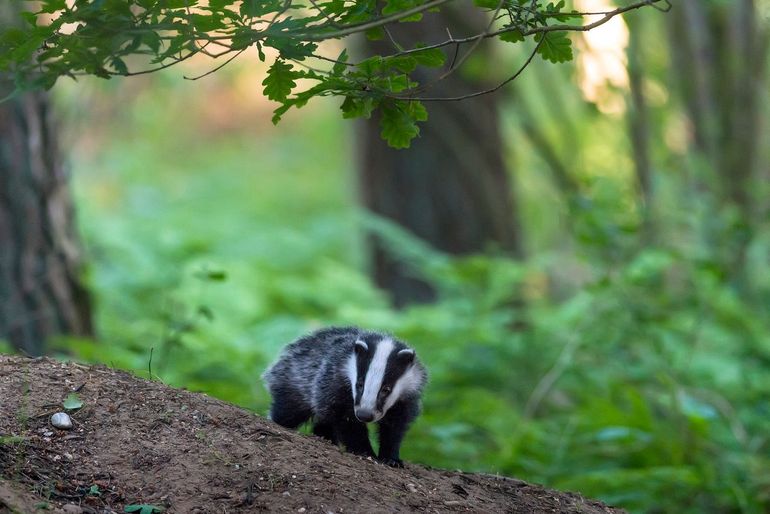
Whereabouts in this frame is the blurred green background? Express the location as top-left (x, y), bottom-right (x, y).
top-left (3, 2), bottom-right (770, 513)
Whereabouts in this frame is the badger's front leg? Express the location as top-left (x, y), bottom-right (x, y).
top-left (312, 421), bottom-right (337, 444)
top-left (334, 417), bottom-right (375, 457)
top-left (377, 399), bottom-right (419, 468)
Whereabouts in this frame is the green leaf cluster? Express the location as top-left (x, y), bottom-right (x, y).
top-left (0, 0), bottom-right (659, 147)
top-left (380, 100), bottom-right (428, 149)
top-left (495, 0), bottom-right (580, 63)
top-left (265, 48), bottom-right (442, 147)
top-left (536, 31), bottom-right (573, 63)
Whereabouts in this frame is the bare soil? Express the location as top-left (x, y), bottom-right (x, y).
top-left (0, 355), bottom-right (625, 514)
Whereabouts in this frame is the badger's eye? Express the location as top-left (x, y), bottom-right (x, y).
top-left (380, 386), bottom-right (392, 397)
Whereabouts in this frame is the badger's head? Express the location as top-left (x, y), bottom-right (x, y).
top-left (345, 335), bottom-right (424, 423)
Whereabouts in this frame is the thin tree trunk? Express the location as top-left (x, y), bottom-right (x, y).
top-left (626, 15), bottom-right (653, 240)
top-left (669, 0), bottom-right (767, 209)
top-left (517, 100), bottom-right (580, 201)
top-left (358, 9), bottom-right (524, 306)
top-left (0, 86), bottom-right (93, 356)
top-left (670, 0), bottom-right (719, 163)
top-left (722, 0), bottom-right (765, 211)
top-left (666, 0), bottom-right (768, 283)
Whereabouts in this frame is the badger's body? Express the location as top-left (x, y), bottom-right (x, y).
top-left (262, 327), bottom-right (427, 467)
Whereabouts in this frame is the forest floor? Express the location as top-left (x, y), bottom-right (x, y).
top-left (0, 355), bottom-right (626, 514)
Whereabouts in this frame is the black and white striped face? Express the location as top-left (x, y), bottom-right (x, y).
top-left (345, 336), bottom-right (422, 423)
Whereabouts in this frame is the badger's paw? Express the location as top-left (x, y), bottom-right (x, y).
top-left (379, 457), bottom-right (404, 468)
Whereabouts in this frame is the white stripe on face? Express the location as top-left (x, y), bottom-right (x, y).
top-left (359, 338), bottom-right (394, 412)
top-left (345, 353), bottom-right (358, 403)
top-left (383, 364), bottom-right (422, 413)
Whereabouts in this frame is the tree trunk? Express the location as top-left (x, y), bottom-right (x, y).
top-left (0, 86), bottom-right (93, 356)
top-left (358, 9), bottom-right (524, 306)
top-left (666, 0), bottom-right (768, 282)
top-left (668, 0), bottom-right (769, 207)
top-left (626, 14), bottom-right (653, 241)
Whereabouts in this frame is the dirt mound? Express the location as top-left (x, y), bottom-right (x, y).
top-left (0, 355), bottom-right (625, 513)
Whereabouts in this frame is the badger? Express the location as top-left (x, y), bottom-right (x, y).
top-left (262, 327), bottom-right (427, 467)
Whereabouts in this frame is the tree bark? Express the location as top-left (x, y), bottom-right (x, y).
top-left (358, 9), bottom-right (524, 306)
top-left (670, 0), bottom-right (768, 206)
top-left (626, 14), bottom-right (653, 240)
top-left (666, 0), bottom-right (768, 281)
top-left (0, 86), bottom-right (93, 356)
top-left (722, 0), bottom-right (766, 212)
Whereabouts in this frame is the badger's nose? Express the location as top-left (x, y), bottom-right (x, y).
top-left (355, 408), bottom-right (375, 423)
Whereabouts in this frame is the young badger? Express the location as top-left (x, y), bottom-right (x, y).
top-left (262, 327), bottom-right (427, 467)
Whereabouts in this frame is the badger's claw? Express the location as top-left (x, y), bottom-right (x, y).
top-left (379, 457), bottom-right (404, 468)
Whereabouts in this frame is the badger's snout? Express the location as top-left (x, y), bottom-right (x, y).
top-left (354, 408), bottom-right (375, 423)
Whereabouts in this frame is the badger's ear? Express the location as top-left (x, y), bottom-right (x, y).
top-left (397, 348), bottom-right (415, 363)
top-left (354, 340), bottom-right (369, 355)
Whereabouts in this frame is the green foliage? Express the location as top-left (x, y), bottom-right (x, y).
top-left (382, 0), bottom-right (426, 21)
top-left (379, 100), bottom-right (428, 149)
top-left (262, 60), bottom-right (298, 102)
top-left (0, 436), bottom-right (27, 445)
top-left (495, 0), bottom-right (579, 62)
top-left (0, 0), bottom-right (663, 147)
top-left (124, 505), bottom-right (164, 514)
top-left (62, 392), bottom-right (83, 411)
top-left (536, 31), bottom-right (573, 63)
top-left (500, 30), bottom-right (525, 44)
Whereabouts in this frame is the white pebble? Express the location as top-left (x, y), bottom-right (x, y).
top-left (51, 412), bottom-right (73, 430)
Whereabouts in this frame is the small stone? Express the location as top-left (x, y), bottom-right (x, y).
top-left (51, 412), bottom-right (73, 430)
top-left (298, 508), bottom-right (306, 513)
top-left (282, 491), bottom-right (291, 497)
top-left (43, 431), bottom-right (54, 437)
top-left (406, 483), bottom-right (418, 493)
